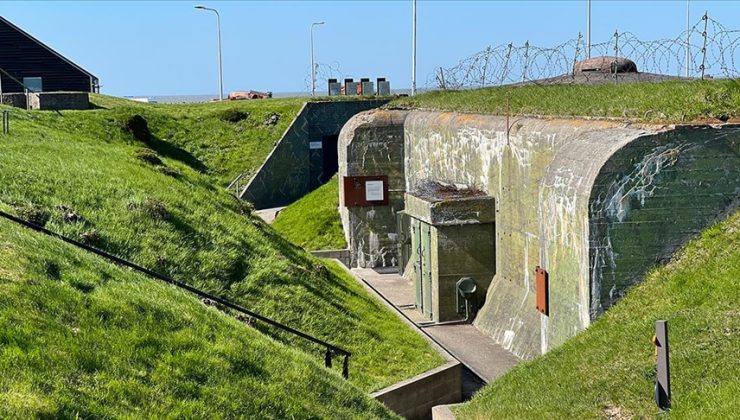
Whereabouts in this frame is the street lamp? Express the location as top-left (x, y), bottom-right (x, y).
top-left (195, 5), bottom-right (224, 101)
top-left (411, 0), bottom-right (416, 96)
top-left (310, 21), bottom-right (325, 97)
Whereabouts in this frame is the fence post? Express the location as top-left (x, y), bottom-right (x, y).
top-left (653, 320), bottom-right (671, 410)
top-left (613, 30), bottom-right (620, 83)
top-left (324, 349), bottom-right (333, 369)
top-left (700, 11), bottom-right (709, 80)
top-left (481, 46), bottom-right (492, 87)
top-left (522, 41), bottom-right (530, 83)
top-left (572, 32), bottom-right (583, 76)
top-left (2, 110), bottom-right (8, 135)
top-left (342, 355), bottom-right (350, 379)
top-left (500, 43), bottom-right (513, 86)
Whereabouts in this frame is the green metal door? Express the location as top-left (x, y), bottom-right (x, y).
top-left (396, 211), bottom-right (411, 275)
top-left (421, 222), bottom-right (433, 320)
top-left (412, 219), bottom-right (422, 310)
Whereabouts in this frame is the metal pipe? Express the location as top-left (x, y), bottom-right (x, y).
top-left (195, 6), bottom-right (224, 101)
top-left (411, 0), bottom-right (417, 96)
top-left (310, 22), bottom-right (325, 97)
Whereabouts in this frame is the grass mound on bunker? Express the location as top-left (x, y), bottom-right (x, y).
top-left (0, 96), bottom-right (444, 396)
top-left (272, 176), bottom-right (347, 251)
top-left (391, 79), bottom-right (740, 123)
top-left (455, 209), bottom-right (740, 419)
top-left (0, 217), bottom-right (395, 419)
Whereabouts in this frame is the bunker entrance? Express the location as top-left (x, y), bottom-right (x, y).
top-left (320, 135), bottom-right (339, 183)
top-left (403, 183), bottom-right (496, 323)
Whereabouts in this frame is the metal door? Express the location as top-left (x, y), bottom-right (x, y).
top-left (421, 222), bottom-right (433, 319)
top-left (412, 219), bottom-right (422, 310)
top-left (396, 211), bottom-right (411, 274)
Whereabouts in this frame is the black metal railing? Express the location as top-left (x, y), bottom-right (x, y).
top-left (0, 209), bottom-right (351, 378)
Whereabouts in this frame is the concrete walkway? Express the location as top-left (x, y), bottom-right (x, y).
top-left (255, 206), bottom-right (286, 224)
top-left (352, 268), bottom-right (520, 384)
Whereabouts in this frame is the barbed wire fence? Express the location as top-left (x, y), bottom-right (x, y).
top-left (429, 13), bottom-right (740, 90)
top-left (303, 62), bottom-right (346, 94)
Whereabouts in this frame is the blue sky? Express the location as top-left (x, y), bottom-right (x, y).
top-left (2, 1), bottom-right (738, 96)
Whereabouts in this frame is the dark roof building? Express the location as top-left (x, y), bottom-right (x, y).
top-left (0, 16), bottom-right (98, 94)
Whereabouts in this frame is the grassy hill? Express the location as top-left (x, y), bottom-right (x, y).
top-left (0, 97), bottom-right (444, 396)
top-left (272, 176), bottom-right (347, 251)
top-left (0, 216), bottom-right (394, 419)
top-left (455, 209), bottom-right (740, 419)
top-left (391, 79), bottom-right (740, 123)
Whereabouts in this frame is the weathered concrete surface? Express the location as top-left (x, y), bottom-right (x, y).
top-left (339, 109), bottom-right (409, 268)
top-left (310, 249), bottom-right (350, 267)
top-left (403, 112), bottom-right (740, 358)
top-left (353, 268), bottom-right (520, 385)
top-left (242, 99), bottom-right (388, 209)
top-left (341, 109), bottom-right (740, 359)
top-left (27, 91), bottom-right (89, 110)
top-left (372, 361), bottom-right (462, 420)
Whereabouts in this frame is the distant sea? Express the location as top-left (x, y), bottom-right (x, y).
top-left (126, 89), bottom-right (412, 104)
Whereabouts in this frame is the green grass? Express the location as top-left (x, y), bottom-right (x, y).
top-left (0, 217), bottom-right (395, 419)
top-left (455, 209), bottom-right (740, 419)
top-left (391, 80), bottom-right (740, 123)
top-left (273, 176), bottom-right (347, 251)
top-left (0, 97), bottom-right (445, 394)
top-left (89, 94), bottom-right (304, 186)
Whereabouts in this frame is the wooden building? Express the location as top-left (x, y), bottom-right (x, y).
top-left (0, 16), bottom-right (98, 94)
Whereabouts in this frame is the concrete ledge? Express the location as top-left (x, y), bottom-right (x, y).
top-left (311, 249), bottom-right (350, 267)
top-left (431, 404), bottom-right (461, 420)
top-left (372, 361), bottom-right (462, 420)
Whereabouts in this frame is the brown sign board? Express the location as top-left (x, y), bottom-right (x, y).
top-left (535, 267), bottom-right (549, 316)
top-left (343, 176), bottom-right (389, 207)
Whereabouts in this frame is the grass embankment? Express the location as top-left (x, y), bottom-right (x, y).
top-left (456, 210), bottom-right (740, 419)
top-left (0, 217), bottom-right (395, 419)
top-left (391, 80), bottom-right (740, 123)
top-left (89, 94), bottom-right (304, 186)
top-left (273, 176), bottom-right (347, 251)
top-left (0, 97), bottom-right (444, 395)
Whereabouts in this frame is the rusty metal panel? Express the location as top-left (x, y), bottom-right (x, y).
top-left (535, 267), bottom-right (549, 316)
top-left (343, 176), bottom-right (389, 207)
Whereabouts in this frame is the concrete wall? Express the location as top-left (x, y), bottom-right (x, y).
top-left (338, 109), bottom-right (409, 268)
top-left (341, 109), bottom-right (740, 358)
top-left (372, 361), bottom-right (462, 420)
top-left (242, 99), bottom-right (388, 209)
top-left (27, 92), bottom-right (89, 110)
top-left (1, 93), bottom-right (27, 108)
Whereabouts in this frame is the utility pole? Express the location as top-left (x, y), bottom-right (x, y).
top-left (587, 0), bottom-right (591, 58)
top-left (411, 0), bottom-right (417, 96)
top-left (686, 0), bottom-right (690, 77)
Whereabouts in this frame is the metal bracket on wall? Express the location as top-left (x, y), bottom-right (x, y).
top-left (535, 266), bottom-right (549, 316)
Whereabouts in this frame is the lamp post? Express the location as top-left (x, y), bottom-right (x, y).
top-left (195, 5), bottom-right (224, 101)
top-left (310, 21), bottom-right (325, 97)
top-left (411, 0), bottom-right (417, 96)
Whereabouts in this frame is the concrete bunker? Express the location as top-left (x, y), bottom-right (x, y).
top-left (339, 108), bottom-right (740, 358)
top-left (240, 99), bottom-right (389, 209)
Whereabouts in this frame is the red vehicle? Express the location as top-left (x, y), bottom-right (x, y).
top-left (228, 90), bottom-right (273, 100)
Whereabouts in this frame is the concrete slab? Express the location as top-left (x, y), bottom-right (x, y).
top-left (255, 206), bottom-right (286, 224)
top-left (351, 268), bottom-right (521, 384)
top-left (423, 324), bottom-right (520, 383)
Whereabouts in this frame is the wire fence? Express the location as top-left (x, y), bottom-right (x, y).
top-left (428, 13), bottom-right (740, 90)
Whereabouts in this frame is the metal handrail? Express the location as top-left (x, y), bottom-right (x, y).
top-left (0, 209), bottom-right (351, 378)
